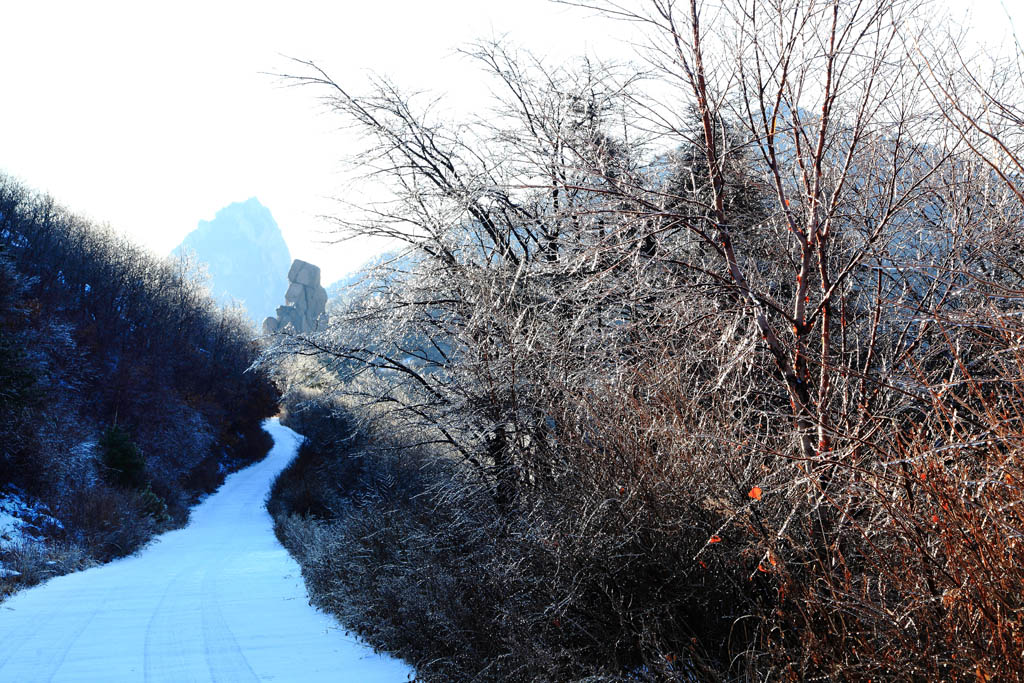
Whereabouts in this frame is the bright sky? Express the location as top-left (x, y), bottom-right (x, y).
top-left (0, 0), bottom-right (1018, 284)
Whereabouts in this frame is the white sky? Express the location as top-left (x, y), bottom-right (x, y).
top-left (0, 0), bottom-right (1019, 284)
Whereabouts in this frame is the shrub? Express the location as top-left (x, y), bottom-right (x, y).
top-left (58, 482), bottom-right (156, 561)
top-left (0, 540), bottom-right (92, 600)
top-left (0, 541), bottom-right (50, 590)
top-left (184, 455), bottom-right (224, 495)
top-left (99, 424), bottom-right (146, 488)
top-left (0, 333), bottom-right (37, 412)
top-left (271, 323), bottom-right (1024, 681)
top-left (137, 484), bottom-right (170, 524)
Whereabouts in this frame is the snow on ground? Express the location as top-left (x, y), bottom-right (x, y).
top-left (0, 485), bottom-right (60, 548)
top-left (0, 506), bottom-right (26, 547)
top-left (0, 484), bottom-right (62, 578)
top-left (0, 418), bottom-right (415, 682)
top-left (0, 485), bottom-right (65, 581)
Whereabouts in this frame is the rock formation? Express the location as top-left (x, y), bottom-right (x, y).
top-left (262, 259), bottom-right (328, 335)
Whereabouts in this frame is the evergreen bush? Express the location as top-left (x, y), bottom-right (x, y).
top-left (99, 424), bottom-right (146, 488)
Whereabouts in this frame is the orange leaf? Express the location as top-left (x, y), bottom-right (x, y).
top-left (748, 486), bottom-right (763, 501)
top-left (709, 535), bottom-right (722, 544)
top-left (757, 563), bottom-right (769, 573)
top-left (931, 514), bottom-right (939, 524)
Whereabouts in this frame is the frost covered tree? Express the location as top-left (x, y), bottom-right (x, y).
top-left (263, 1), bottom-right (1024, 679)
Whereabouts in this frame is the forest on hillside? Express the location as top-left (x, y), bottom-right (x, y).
top-left (0, 173), bottom-right (278, 597)
top-left (263, 0), bottom-right (1024, 680)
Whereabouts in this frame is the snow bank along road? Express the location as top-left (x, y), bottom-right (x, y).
top-left (0, 418), bottom-right (413, 682)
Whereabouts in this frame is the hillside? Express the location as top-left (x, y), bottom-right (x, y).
top-left (0, 173), bottom-right (279, 598)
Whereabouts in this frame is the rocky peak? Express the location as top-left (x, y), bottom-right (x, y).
top-left (171, 198), bottom-right (291, 327)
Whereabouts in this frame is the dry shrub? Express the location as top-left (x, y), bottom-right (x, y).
top-left (272, 403), bottom-right (558, 680)
top-left (270, 397), bottom-right (365, 520)
top-left (0, 540), bottom-right (93, 599)
top-left (762, 320), bottom-right (1024, 681)
top-left (275, 490), bottom-right (529, 681)
top-left (523, 363), bottom-right (789, 679)
top-left (0, 542), bottom-right (51, 589)
top-left (575, 324), bottom-right (1024, 681)
top-left (182, 455), bottom-right (223, 496)
top-left (272, 382), bottom-right (754, 681)
top-left (273, 312), bottom-right (1024, 681)
top-left (543, 316), bottom-right (1024, 680)
top-left (57, 482), bottom-right (158, 561)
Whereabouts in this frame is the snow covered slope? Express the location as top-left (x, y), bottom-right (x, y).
top-left (0, 419), bottom-right (413, 682)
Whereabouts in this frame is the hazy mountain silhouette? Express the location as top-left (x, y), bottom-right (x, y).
top-left (172, 198), bottom-right (291, 326)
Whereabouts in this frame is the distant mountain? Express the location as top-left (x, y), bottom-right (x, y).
top-left (172, 198), bottom-right (291, 326)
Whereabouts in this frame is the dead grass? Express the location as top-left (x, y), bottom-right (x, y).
top-left (0, 540), bottom-right (94, 601)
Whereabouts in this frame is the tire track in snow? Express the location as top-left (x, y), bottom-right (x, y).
top-left (0, 578), bottom-right (118, 682)
top-left (38, 584), bottom-right (114, 682)
top-left (143, 564), bottom-right (195, 683)
top-left (200, 553), bottom-right (257, 682)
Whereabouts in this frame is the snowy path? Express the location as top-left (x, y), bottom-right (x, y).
top-left (0, 419), bottom-right (413, 682)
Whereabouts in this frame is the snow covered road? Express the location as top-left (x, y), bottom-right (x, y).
top-left (0, 418), bottom-right (414, 682)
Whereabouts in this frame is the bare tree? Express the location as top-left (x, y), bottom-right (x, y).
top-left (555, 0), bottom-right (966, 470)
top-left (265, 52), bottom-right (655, 511)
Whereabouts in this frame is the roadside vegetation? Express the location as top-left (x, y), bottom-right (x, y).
top-left (0, 174), bottom-right (279, 599)
top-left (260, 0), bottom-right (1024, 678)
